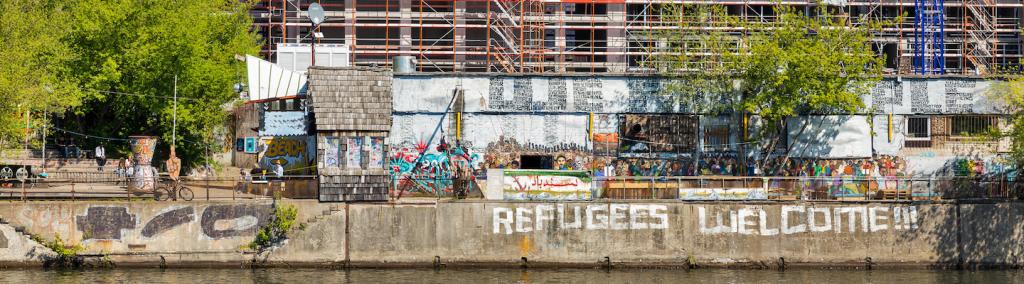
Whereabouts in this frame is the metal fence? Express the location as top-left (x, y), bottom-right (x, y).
top-left (389, 174), bottom-right (1023, 202)
top-left (6, 172), bottom-right (1020, 202)
top-left (596, 175), bottom-right (1022, 201)
top-left (0, 174), bottom-right (320, 201)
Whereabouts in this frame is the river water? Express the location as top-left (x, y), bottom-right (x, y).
top-left (1, 268), bottom-right (1021, 283)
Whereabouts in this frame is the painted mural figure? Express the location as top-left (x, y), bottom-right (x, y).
top-left (166, 146), bottom-right (182, 181)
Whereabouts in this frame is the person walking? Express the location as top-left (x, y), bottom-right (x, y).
top-left (94, 144), bottom-right (106, 171)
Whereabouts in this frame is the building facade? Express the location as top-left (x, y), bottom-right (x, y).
top-left (386, 74), bottom-right (1013, 198)
top-left (251, 0), bottom-right (1024, 74)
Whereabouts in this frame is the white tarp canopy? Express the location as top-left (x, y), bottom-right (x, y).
top-left (246, 55), bottom-right (307, 102)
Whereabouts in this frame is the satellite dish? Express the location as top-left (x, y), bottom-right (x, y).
top-left (307, 3), bottom-right (326, 26)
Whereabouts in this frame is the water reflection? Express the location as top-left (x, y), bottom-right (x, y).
top-left (0, 268), bottom-right (1020, 284)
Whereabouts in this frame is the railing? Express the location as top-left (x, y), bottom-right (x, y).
top-left (597, 175), bottom-right (1021, 201)
top-left (390, 174), bottom-right (1023, 202)
top-left (0, 174), bottom-right (320, 201)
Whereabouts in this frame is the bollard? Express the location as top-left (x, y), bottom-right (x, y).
top-left (206, 177), bottom-right (210, 201)
top-left (20, 180), bottom-right (25, 202)
top-left (71, 183), bottom-right (76, 202)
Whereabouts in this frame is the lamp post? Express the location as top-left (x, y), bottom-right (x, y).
top-left (307, 3), bottom-right (326, 68)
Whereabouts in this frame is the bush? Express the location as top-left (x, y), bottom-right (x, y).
top-left (248, 204), bottom-right (298, 252)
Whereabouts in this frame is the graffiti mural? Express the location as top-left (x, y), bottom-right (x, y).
top-left (368, 137), bottom-right (384, 168)
top-left (697, 205), bottom-right (919, 235)
top-left (129, 136), bottom-right (158, 165)
top-left (141, 206), bottom-right (195, 238)
top-left (129, 136), bottom-right (159, 191)
top-left (502, 170), bottom-right (592, 201)
top-left (395, 76), bottom-right (999, 114)
top-left (76, 206), bottom-right (137, 240)
top-left (390, 142), bottom-right (482, 194)
top-left (324, 137), bottom-right (341, 167)
top-left (680, 188), bottom-right (768, 201)
top-left (59, 203), bottom-right (274, 240)
top-left (200, 204), bottom-right (272, 239)
top-left (492, 204), bottom-right (669, 234)
top-left (346, 137), bottom-right (363, 168)
top-left (260, 136), bottom-right (315, 174)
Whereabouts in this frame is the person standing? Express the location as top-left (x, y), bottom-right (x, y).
top-left (94, 144), bottom-right (106, 171)
top-left (69, 138), bottom-right (79, 159)
top-left (273, 160), bottom-right (284, 178)
top-left (239, 168), bottom-right (251, 194)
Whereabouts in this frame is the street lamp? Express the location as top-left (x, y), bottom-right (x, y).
top-left (307, 3), bottom-right (326, 68)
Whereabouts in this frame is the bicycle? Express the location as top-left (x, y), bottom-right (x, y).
top-left (155, 178), bottom-right (194, 201)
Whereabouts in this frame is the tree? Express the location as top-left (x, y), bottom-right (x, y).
top-left (57, 0), bottom-right (260, 166)
top-left (988, 76), bottom-right (1024, 168)
top-left (0, 0), bottom-right (83, 149)
top-left (653, 3), bottom-right (889, 167)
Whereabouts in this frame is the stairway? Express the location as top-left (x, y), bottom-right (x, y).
top-left (0, 216), bottom-right (39, 243)
top-left (302, 204), bottom-right (344, 226)
top-left (964, 0), bottom-right (996, 74)
top-left (0, 149), bottom-right (120, 182)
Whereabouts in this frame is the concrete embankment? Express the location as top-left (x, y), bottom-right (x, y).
top-left (0, 200), bottom-right (1021, 268)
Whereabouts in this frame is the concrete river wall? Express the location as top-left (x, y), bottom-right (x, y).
top-left (0, 200), bottom-right (1021, 268)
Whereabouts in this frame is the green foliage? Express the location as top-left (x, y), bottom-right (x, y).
top-left (0, 0), bottom-right (84, 148)
top-left (248, 204), bottom-right (299, 252)
top-left (653, 2), bottom-right (890, 136)
top-left (41, 234), bottom-right (84, 258)
top-left (0, 0), bottom-right (260, 166)
top-left (58, 0), bottom-right (260, 166)
top-left (34, 233), bottom-right (85, 268)
top-left (987, 77), bottom-right (1024, 166)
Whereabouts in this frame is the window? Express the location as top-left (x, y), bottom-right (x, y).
top-left (265, 99), bottom-right (301, 112)
top-left (905, 117), bottom-right (931, 148)
top-left (703, 123), bottom-right (730, 151)
top-left (907, 117), bottom-right (930, 139)
top-left (950, 116), bottom-right (997, 137)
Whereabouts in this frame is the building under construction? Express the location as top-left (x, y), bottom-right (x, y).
top-left (250, 0), bottom-right (1024, 75)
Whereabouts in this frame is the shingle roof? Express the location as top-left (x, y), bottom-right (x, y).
top-left (307, 67), bottom-right (393, 131)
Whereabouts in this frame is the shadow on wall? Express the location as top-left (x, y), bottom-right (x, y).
top-left (916, 202), bottom-right (1024, 268)
top-left (787, 116), bottom-right (871, 159)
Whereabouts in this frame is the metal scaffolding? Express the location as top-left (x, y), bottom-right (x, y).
top-left (250, 0), bottom-right (1023, 75)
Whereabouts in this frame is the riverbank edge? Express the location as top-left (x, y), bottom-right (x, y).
top-left (0, 260), bottom-right (1020, 270)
